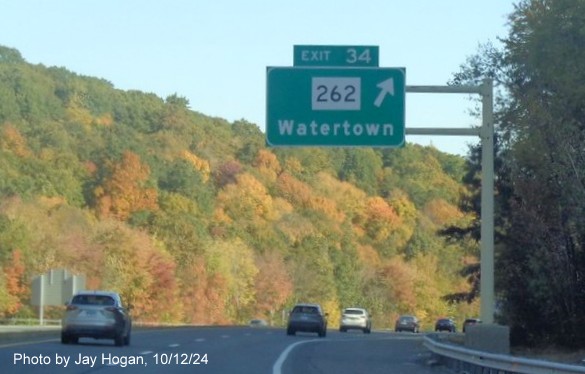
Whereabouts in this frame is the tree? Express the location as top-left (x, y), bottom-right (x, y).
top-left (157, 158), bottom-right (214, 213)
top-left (310, 171), bottom-right (367, 222)
top-left (2, 250), bottom-right (27, 315)
top-left (253, 251), bottom-right (293, 321)
top-left (497, 0), bottom-right (585, 347)
top-left (94, 151), bottom-right (158, 220)
top-left (232, 120), bottom-right (264, 164)
top-left (204, 239), bottom-right (259, 323)
top-left (216, 173), bottom-right (275, 222)
top-left (0, 46), bottom-right (25, 64)
top-left (93, 220), bottom-right (182, 322)
top-left (165, 94), bottom-right (190, 108)
top-left (1, 124), bottom-right (30, 157)
top-left (447, 0), bottom-right (585, 347)
top-left (338, 149), bottom-right (382, 195)
top-left (361, 197), bottom-right (400, 242)
top-left (213, 160), bottom-right (243, 188)
top-left (253, 149), bottom-right (281, 186)
top-left (0, 45), bottom-right (482, 329)
top-left (289, 235), bottom-right (338, 308)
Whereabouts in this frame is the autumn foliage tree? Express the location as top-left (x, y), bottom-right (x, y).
top-left (3, 250), bottom-right (27, 315)
top-left (0, 45), bottom-right (476, 329)
top-left (1, 124), bottom-right (30, 158)
top-left (213, 160), bottom-right (243, 188)
top-left (94, 151), bottom-right (158, 220)
top-left (94, 221), bottom-right (180, 321)
top-left (253, 251), bottom-right (293, 320)
top-left (362, 197), bottom-right (400, 242)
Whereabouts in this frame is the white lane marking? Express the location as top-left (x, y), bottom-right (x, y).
top-left (273, 339), bottom-right (322, 374)
top-left (169, 343), bottom-right (180, 347)
top-left (273, 334), bottom-right (409, 374)
top-left (0, 338), bottom-right (57, 348)
top-left (221, 335), bottom-right (230, 338)
top-left (139, 351), bottom-right (153, 355)
top-left (195, 338), bottom-right (205, 342)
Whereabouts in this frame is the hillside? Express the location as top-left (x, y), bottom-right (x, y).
top-left (0, 45), bottom-right (478, 327)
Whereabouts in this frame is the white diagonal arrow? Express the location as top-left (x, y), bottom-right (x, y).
top-left (374, 78), bottom-right (394, 107)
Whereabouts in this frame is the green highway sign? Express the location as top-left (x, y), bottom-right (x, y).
top-left (266, 67), bottom-right (405, 147)
top-left (294, 45), bottom-right (379, 67)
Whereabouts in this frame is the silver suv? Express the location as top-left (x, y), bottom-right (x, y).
top-left (339, 307), bottom-right (372, 333)
top-left (61, 290), bottom-right (132, 346)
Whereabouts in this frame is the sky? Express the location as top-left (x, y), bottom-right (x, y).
top-left (1, 0), bottom-right (516, 156)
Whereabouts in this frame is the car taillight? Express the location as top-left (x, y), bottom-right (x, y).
top-left (105, 307), bottom-right (118, 313)
top-left (66, 305), bottom-right (78, 311)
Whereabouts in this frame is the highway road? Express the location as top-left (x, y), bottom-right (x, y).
top-left (0, 326), bottom-right (453, 373)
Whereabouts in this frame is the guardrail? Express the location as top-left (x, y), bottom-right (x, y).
top-left (0, 318), bottom-right (211, 328)
top-left (424, 335), bottom-right (585, 374)
top-left (0, 318), bottom-right (60, 326)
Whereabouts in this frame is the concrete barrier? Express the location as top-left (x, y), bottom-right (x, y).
top-left (464, 323), bottom-right (510, 354)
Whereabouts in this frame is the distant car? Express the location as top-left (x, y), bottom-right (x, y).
top-left (462, 318), bottom-right (482, 333)
top-left (61, 290), bottom-right (131, 346)
top-left (339, 307), bottom-right (372, 333)
top-left (435, 318), bottom-right (457, 332)
top-left (395, 315), bottom-right (420, 333)
top-left (286, 303), bottom-right (327, 337)
top-left (249, 319), bottom-right (268, 327)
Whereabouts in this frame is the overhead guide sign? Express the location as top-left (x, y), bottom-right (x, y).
top-left (266, 45), bottom-right (405, 147)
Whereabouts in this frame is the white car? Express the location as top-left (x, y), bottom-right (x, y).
top-left (339, 307), bottom-right (372, 333)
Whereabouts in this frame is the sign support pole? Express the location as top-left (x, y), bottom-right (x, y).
top-left (405, 79), bottom-right (495, 324)
top-left (480, 79), bottom-right (495, 324)
top-left (39, 274), bottom-right (44, 326)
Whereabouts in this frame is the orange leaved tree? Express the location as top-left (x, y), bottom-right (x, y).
top-left (94, 151), bottom-right (158, 221)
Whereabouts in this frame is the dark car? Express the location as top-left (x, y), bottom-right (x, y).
top-left (395, 315), bottom-right (420, 333)
top-left (286, 303), bottom-right (327, 337)
top-left (462, 318), bottom-right (481, 333)
top-left (435, 318), bottom-right (457, 332)
top-left (61, 290), bottom-right (131, 346)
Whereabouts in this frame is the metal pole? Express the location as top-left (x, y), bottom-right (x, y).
top-left (480, 79), bottom-right (495, 323)
top-left (405, 128), bottom-right (480, 137)
top-left (39, 274), bottom-right (44, 326)
top-left (406, 81), bottom-right (495, 323)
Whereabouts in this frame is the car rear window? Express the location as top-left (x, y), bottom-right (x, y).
top-left (344, 309), bottom-right (364, 315)
top-left (293, 306), bottom-right (318, 314)
top-left (72, 294), bottom-right (115, 306)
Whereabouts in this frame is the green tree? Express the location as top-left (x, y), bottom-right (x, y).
top-left (157, 159), bottom-right (214, 213)
top-left (0, 46), bottom-right (25, 64)
top-left (232, 120), bottom-right (264, 164)
top-left (289, 235), bottom-right (338, 306)
top-left (205, 239), bottom-right (258, 322)
top-left (339, 149), bottom-right (382, 195)
top-left (498, 0), bottom-right (585, 347)
top-left (447, 0), bottom-right (585, 347)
